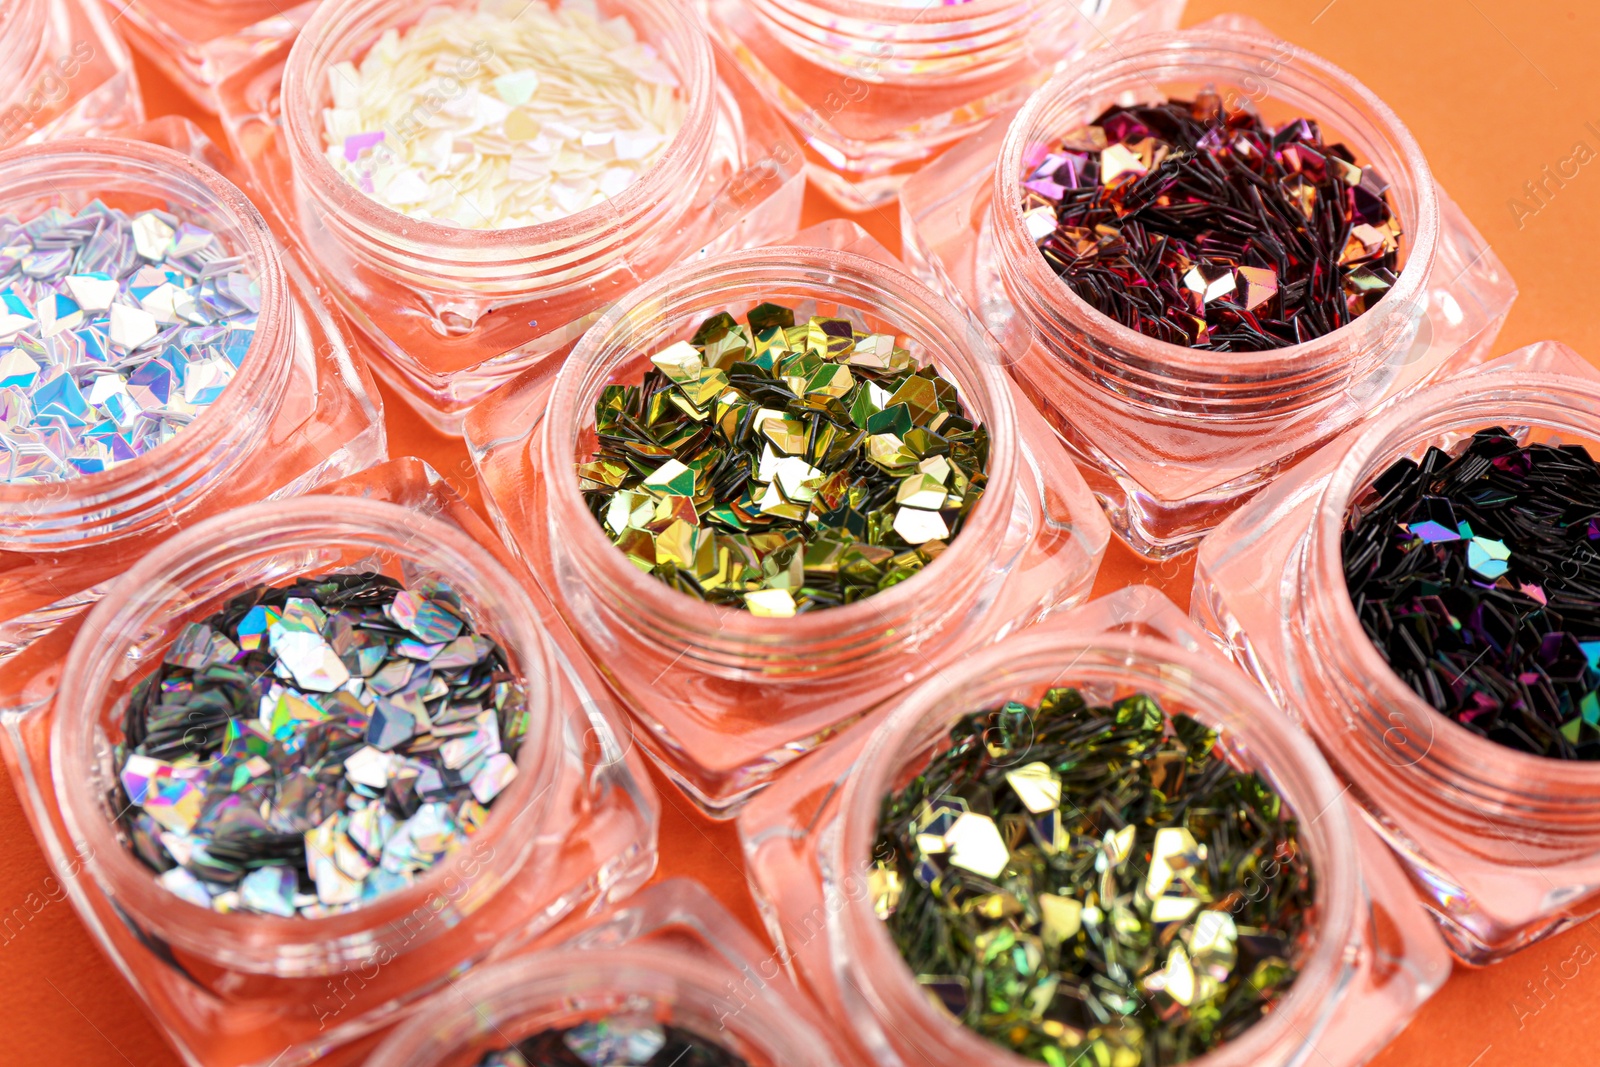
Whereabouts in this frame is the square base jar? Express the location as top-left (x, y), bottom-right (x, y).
top-left (704, 0), bottom-right (1184, 212)
top-left (0, 458), bottom-right (659, 1067)
top-left (0, 0), bottom-right (143, 149)
top-left (0, 117), bottom-right (387, 664)
top-left (363, 878), bottom-right (842, 1067)
top-left (116, 0), bottom-right (316, 113)
top-left (739, 585), bottom-right (1452, 1067)
top-left (464, 220), bottom-right (1109, 816)
top-left (899, 16), bottom-right (1518, 559)
top-left (1193, 341), bottom-right (1600, 964)
top-left (216, 0), bottom-right (806, 435)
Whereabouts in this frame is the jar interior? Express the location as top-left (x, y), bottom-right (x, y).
top-left (1012, 56), bottom-right (1420, 283)
top-left (1330, 393), bottom-right (1600, 812)
top-left (571, 279), bottom-right (994, 467)
top-left (409, 994), bottom-right (770, 1067)
top-left (297, 0), bottom-right (697, 220)
top-left (0, 154), bottom-right (269, 295)
top-left (378, 956), bottom-right (784, 1067)
top-left (845, 643), bottom-right (1353, 1067)
top-left (57, 505), bottom-right (558, 956)
top-left (0, 148), bottom-right (276, 448)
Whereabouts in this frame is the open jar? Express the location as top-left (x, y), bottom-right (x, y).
top-left (0, 466), bottom-right (658, 1067)
top-left (1193, 341), bottom-right (1600, 964)
top-left (0, 132), bottom-right (385, 664)
top-left (365, 879), bottom-right (838, 1067)
top-left (739, 585), bottom-right (1451, 1067)
top-left (116, 0), bottom-right (308, 113)
top-left (465, 227), bottom-right (1108, 814)
top-left (899, 16), bottom-right (1517, 558)
top-left (703, 0), bottom-right (1183, 211)
top-left (217, 0), bottom-right (804, 434)
top-left (0, 0), bottom-right (143, 148)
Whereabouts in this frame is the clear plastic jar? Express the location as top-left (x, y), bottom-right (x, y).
top-left (217, 0), bottom-right (805, 433)
top-left (0, 464), bottom-right (658, 1066)
top-left (705, 0), bottom-right (1184, 210)
top-left (366, 878), bottom-right (839, 1067)
top-left (1193, 341), bottom-right (1600, 964)
top-left (465, 224), bottom-right (1109, 814)
top-left (739, 585), bottom-right (1452, 1067)
top-left (0, 131), bottom-right (385, 662)
top-left (0, 0), bottom-right (143, 148)
top-left (899, 16), bottom-right (1518, 558)
top-left (116, 0), bottom-right (304, 113)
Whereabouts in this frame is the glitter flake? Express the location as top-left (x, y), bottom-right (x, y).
top-left (114, 573), bottom-right (527, 917)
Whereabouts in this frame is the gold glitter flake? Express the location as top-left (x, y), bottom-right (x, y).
top-left (944, 812), bottom-right (1010, 879)
top-left (1003, 761), bottom-right (1061, 814)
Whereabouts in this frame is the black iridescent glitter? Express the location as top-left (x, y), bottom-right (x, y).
top-left (1343, 427), bottom-right (1600, 758)
top-left (1021, 92), bottom-right (1402, 350)
top-left (477, 1017), bottom-right (751, 1067)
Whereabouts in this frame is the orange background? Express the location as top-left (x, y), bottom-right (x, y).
top-left (4, 0), bottom-right (1600, 1064)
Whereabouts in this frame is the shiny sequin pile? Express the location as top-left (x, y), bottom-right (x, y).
top-left (0, 203), bottom-right (258, 481)
top-left (1344, 427), bottom-right (1600, 759)
top-left (114, 573), bottom-right (526, 917)
top-left (478, 1016), bottom-right (749, 1067)
top-left (324, 0), bottom-right (684, 229)
top-left (578, 302), bottom-right (990, 617)
top-left (872, 689), bottom-right (1314, 1066)
top-left (1021, 92), bottom-right (1403, 350)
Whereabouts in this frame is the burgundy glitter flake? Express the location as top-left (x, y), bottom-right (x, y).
top-left (1021, 92), bottom-right (1403, 351)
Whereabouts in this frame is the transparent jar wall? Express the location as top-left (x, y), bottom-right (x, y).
top-left (0, 0), bottom-right (143, 148)
top-left (899, 16), bottom-right (1517, 559)
top-left (464, 227), bottom-right (1107, 814)
top-left (218, 0), bottom-right (804, 434)
top-left (0, 123), bottom-right (386, 663)
top-left (116, 0), bottom-right (312, 113)
top-left (739, 587), bottom-right (1451, 1067)
top-left (1192, 342), bottom-right (1600, 963)
top-left (705, 0), bottom-right (1185, 211)
top-left (0, 459), bottom-right (658, 1067)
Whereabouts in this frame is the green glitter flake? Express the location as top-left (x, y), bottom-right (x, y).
top-left (578, 302), bottom-right (990, 614)
top-left (872, 687), bottom-right (1315, 1066)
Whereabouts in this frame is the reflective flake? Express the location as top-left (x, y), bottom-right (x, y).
top-left (114, 574), bottom-right (528, 916)
top-left (563, 1015), bottom-right (667, 1067)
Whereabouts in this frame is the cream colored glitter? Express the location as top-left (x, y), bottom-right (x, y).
top-left (322, 0), bottom-right (685, 229)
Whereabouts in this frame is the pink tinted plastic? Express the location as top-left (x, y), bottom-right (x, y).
top-left (900, 16), bottom-right (1517, 557)
top-left (1193, 342), bottom-right (1600, 963)
top-left (464, 222), bottom-right (1108, 814)
top-left (706, 0), bottom-right (1184, 210)
top-left (740, 585), bottom-right (1452, 1067)
top-left (0, 459), bottom-right (658, 1067)
top-left (218, 0), bottom-right (805, 433)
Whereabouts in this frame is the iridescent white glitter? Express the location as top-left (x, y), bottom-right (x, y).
top-left (0, 204), bottom-right (258, 482)
top-left (321, 0), bottom-right (686, 229)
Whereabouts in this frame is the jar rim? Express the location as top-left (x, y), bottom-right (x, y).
top-left (540, 243), bottom-right (1020, 647)
top-left (1308, 370), bottom-right (1600, 792)
top-left (833, 626), bottom-right (1362, 1067)
top-left (991, 24), bottom-right (1440, 382)
top-left (0, 137), bottom-right (291, 514)
top-left (365, 943), bottom-right (835, 1067)
top-left (51, 495), bottom-right (563, 972)
top-left (759, 0), bottom-right (1041, 25)
top-left (281, 0), bottom-right (718, 253)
